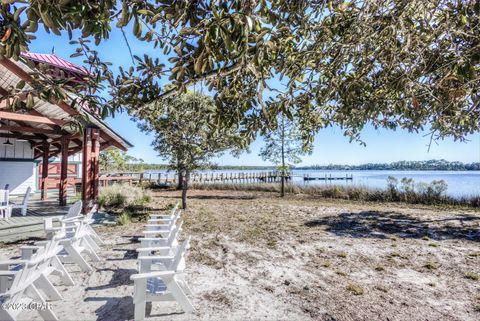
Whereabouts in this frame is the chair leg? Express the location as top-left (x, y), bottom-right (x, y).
top-left (87, 226), bottom-right (104, 245)
top-left (35, 273), bottom-right (63, 301)
top-left (167, 279), bottom-right (195, 313)
top-left (85, 234), bottom-right (100, 252)
top-left (81, 239), bottom-right (100, 262)
top-left (0, 309), bottom-right (15, 321)
top-left (52, 255), bottom-right (75, 286)
top-left (26, 284), bottom-right (59, 321)
top-left (133, 278), bottom-right (147, 321)
top-left (64, 244), bottom-right (93, 272)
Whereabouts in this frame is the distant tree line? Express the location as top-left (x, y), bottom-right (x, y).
top-left (296, 160), bottom-right (480, 171)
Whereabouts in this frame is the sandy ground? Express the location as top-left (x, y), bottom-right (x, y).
top-left (1, 189), bottom-right (479, 321)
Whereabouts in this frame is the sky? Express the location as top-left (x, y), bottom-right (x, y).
top-left (27, 26), bottom-right (480, 167)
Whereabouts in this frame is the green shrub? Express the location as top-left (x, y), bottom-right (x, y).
top-left (117, 211), bottom-right (131, 225)
top-left (98, 184), bottom-right (152, 210)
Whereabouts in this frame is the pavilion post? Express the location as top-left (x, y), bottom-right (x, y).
top-left (59, 136), bottom-right (70, 206)
top-left (82, 128), bottom-right (93, 213)
top-left (40, 140), bottom-right (50, 200)
top-left (82, 128), bottom-right (101, 213)
top-left (92, 129), bottom-right (100, 200)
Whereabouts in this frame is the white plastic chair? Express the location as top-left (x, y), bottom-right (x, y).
top-left (0, 243), bottom-right (62, 321)
top-left (143, 210), bottom-right (182, 238)
top-left (10, 187), bottom-right (31, 216)
top-left (0, 189), bottom-right (11, 220)
top-left (137, 221), bottom-right (183, 259)
top-left (131, 237), bottom-right (194, 321)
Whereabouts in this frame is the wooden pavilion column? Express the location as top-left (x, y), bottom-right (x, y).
top-left (81, 127), bottom-right (100, 213)
top-left (59, 136), bottom-right (70, 206)
top-left (40, 141), bottom-right (50, 200)
top-left (92, 130), bottom-right (100, 200)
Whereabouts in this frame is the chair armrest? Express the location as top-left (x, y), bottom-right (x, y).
top-left (143, 230), bottom-right (169, 235)
top-left (0, 271), bottom-right (18, 276)
top-left (145, 224), bottom-right (170, 228)
top-left (149, 214), bottom-right (172, 219)
top-left (20, 245), bottom-right (41, 250)
top-left (130, 270), bottom-right (175, 281)
top-left (148, 218), bottom-right (172, 222)
top-left (138, 237), bottom-right (168, 241)
top-left (61, 215), bottom-right (84, 222)
top-left (136, 246), bottom-right (171, 252)
top-left (45, 226), bottom-right (63, 232)
top-left (0, 260), bottom-right (26, 269)
top-left (138, 255), bottom-right (174, 261)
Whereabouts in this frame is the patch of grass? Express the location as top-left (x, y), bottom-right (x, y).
top-left (422, 235), bottom-right (430, 241)
top-left (464, 272), bottom-right (479, 281)
top-left (423, 261), bottom-right (438, 270)
top-left (98, 184), bottom-right (152, 211)
top-left (346, 283), bottom-right (364, 295)
top-left (266, 238), bottom-right (277, 248)
top-left (468, 252), bottom-right (480, 257)
top-left (375, 266), bottom-right (385, 271)
top-left (337, 252), bottom-right (347, 258)
top-left (322, 261), bottom-right (331, 268)
top-left (428, 243), bottom-right (439, 247)
top-left (374, 284), bottom-right (388, 292)
top-left (191, 182), bottom-right (480, 208)
top-left (335, 271), bottom-right (348, 277)
top-left (117, 211), bottom-right (131, 225)
top-left (388, 252), bottom-right (401, 258)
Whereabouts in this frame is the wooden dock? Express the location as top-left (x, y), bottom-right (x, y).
top-left (303, 174), bottom-right (353, 181)
top-left (117, 171), bottom-right (291, 185)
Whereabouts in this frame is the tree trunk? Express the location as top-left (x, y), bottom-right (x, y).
top-left (177, 171), bottom-right (184, 190)
top-left (181, 170), bottom-right (189, 209)
top-left (280, 114), bottom-right (285, 197)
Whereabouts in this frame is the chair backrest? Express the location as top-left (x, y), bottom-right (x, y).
top-left (170, 236), bottom-right (191, 272)
top-left (167, 220), bottom-right (183, 247)
top-left (21, 186), bottom-right (32, 206)
top-left (85, 204), bottom-right (98, 221)
top-left (167, 209), bottom-right (182, 229)
top-left (65, 200), bottom-right (83, 219)
top-left (0, 189), bottom-right (9, 206)
top-left (6, 248), bottom-right (44, 300)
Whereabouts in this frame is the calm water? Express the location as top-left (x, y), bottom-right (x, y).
top-left (144, 169), bottom-right (480, 198)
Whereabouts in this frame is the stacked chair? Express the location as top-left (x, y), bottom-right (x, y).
top-left (131, 203), bottom-right (194, 321)
top-left (0, 201), bottom-right (103, 321)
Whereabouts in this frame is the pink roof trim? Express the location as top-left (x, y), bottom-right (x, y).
top-left (21, 52), bottom-right (92, 76)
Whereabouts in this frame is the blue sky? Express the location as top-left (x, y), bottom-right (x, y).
top-left (28, 27), bottom-right (480, 166)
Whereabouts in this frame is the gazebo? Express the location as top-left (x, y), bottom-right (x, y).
top-left (0, 52), bottom-right (132, 212)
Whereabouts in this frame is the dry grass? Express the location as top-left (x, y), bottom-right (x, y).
top-left (141, 188), bottom-right (480, 320)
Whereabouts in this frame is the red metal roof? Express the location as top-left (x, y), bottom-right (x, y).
top-left (21, 52), bottom-right (91, 76)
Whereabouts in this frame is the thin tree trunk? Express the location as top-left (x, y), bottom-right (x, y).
top-left (281, 114), bottom-right (285, 197)
top-left (181, 170), bottom-right (189, 209)
top-left (177, 171), bottom-right (184, 190)
top-left (177, 160), bottom-right (184, 190)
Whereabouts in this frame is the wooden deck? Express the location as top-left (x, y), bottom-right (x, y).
top-left (0, 199), bottom-right (68, 243)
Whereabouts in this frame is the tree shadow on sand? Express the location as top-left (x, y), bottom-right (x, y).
top-left (85, 296), bottom-right (186, 320)
top-left (107, 248), bottom-right (138, 261)
top-left (84, 296), bottom-right (134, 321)
top-left (85, 268), bottom-right (137, 291)
top-left (305, 211), bottom-right (480, 241)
